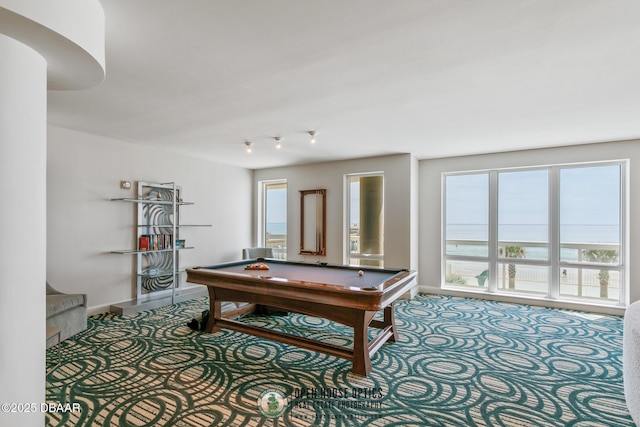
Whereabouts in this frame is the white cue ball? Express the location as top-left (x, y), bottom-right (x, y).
top-left (358, 270), bottom-right (364, 276)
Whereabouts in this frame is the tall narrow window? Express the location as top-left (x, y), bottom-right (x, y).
top-left (262, 180), bottom-right (287, 259)
top-left (346, 173), bottom-right (384, 267)
top-left (559, 164), bottom-right (621, 300)
top-left (443, 161), bottom-right (626, 306)
top-left (444, 174), bottom-right (489, 288)
top-left (497, 169), bottom-right (549, 295)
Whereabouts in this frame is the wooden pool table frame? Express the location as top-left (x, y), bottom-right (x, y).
top-left (186, 259), bottom-right (417, 376)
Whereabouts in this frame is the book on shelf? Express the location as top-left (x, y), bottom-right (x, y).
top-left (139, 235), bottom-right (150, 251)
top-left (138, 234), bottom-right (173, 251)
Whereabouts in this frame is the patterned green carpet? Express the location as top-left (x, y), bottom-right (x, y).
top-left (46, 294), bottom-right (633, 426)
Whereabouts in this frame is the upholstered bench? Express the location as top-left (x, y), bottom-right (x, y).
top-left (624, 300), bottom-right (640, 424)
top-left (46, 282), bottom-right (87, 346)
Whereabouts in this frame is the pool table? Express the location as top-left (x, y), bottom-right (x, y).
top-left (186, 259), bottom-right (417, 376)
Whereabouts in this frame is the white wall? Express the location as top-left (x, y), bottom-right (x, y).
top-left (410, 155), bottom-right (420, 272)
top-left (47, 126), bottom-right (253, 313)
top-left (46, 131), bottom-right (639, 317)
top-left (419, 139), bottom-right (640, 312)
top-left (253, 154), bottom-right (417, 270)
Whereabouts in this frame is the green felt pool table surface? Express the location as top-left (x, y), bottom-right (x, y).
top-left (202, 259), bottom-right (404, 290)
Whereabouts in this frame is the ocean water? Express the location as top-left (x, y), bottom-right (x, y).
top-left (268, 223), bottom-right (619, 244)
top-left (266, 222), bottom-right (286, 236)
top-left (266, 222), bottom-right (620, 260)
top-left (446, 224), bottom-right (619, 244)
top-left (446, 224), bottom-right (620, 260)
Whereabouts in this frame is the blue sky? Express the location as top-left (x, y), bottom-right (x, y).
top-left (265, 188), bottom-right (287, 223)
top-left (560, 165), bottom-right (621, 225)
top-left (266, 164), bottom-right (621, 228)
top-left (446, 164), bottom-right (621, 226)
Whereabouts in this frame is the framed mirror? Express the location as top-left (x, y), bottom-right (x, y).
top-left (300, 189), bottom-right (326, 256)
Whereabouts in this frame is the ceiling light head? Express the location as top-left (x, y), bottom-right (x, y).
top-left (245, 141), bottom-right (252, 153)
top-left (308, 131), bottom-right (317, 144)
top-left (275, 137), bottom-right (282, 149)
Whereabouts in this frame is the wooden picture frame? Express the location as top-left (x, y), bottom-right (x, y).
top-left (299, 189), bottom-right (326, 256)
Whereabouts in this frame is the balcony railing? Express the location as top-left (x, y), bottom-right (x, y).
top-left (445, 239), bottom-right (621, 301)
top-left (265, 238), bottom-right (287, 260)
top-left (348, 232), bottom-right (384, 267)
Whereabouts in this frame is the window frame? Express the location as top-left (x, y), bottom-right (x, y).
top-left (344, 171), bottom-right (385, 267)
top-left (258, 179), bottom-right (287, 259)
top-left (442, 160), bottom-right (627, 306)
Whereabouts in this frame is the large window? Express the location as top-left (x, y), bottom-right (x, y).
top-left (443, 162), bottom-right (626, 305)
top-left (346, 173), bottom-right (384, 267)
top-left (261, 180), bottom-right (287, 259)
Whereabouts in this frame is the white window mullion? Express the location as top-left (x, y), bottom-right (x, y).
top-left (549, 167), bottom-right (560, 299)
top-left (488, 171), bottom-right (499, 293)
top-left (440, 174), bottom-right (447, 286)
top-left (343, 175), bottom-right (351, 266)
top-left (258, 182), bottom-right (266, 245)
top-left (620, 160), bottom-right (628, 305)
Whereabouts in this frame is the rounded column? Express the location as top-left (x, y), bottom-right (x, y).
top-left (0, 2), bottom-right (104, 425)
top-left (359, 176), bottom-right (384, 267)
top-left (0, 33), bottom-right (47, 426)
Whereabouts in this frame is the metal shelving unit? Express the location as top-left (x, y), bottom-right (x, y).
top-left (109, 181), bottom-right (210, 315)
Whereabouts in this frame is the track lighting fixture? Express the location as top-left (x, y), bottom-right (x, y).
top-left (241, 132), bottom-right (317, 153)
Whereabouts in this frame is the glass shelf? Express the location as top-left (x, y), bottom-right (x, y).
top-left (138, 269), bottom-right (184, 278)
top-left (110, 197), bottom-right (194, 205)
top-left (110, 247), bottom-right (194, 255)
top-left (137, 224), bottom-right (212, 228)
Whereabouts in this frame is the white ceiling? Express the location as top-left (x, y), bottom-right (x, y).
top-left (47, 0), bottom-right (640, 169)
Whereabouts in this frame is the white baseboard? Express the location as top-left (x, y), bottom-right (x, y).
top-left (417, 284), bottom-right (625, 316)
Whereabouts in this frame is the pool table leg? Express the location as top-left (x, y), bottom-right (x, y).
top-left (352, 311), bottom-right (377, 376)
top-left (370, 304), bottom-right (398, 342)
top-left (384, 305), bottom-right (398, 342)
top-left (205, 289), bottom-right (222, 333)
top-left (352, 304), bottom-right (399, 375)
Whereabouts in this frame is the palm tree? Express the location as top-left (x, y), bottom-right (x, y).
top-left (446, 273), bottom-right (468, 285)
top-left (583, 249), bottom-right (618, 298)
top-left (499, 246), bottom-right (526, 289)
